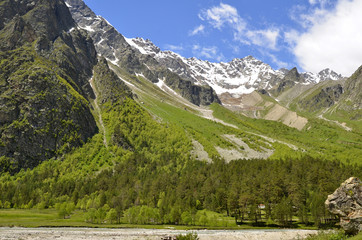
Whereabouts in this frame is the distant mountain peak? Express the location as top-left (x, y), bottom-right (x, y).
top-left (125, 37), bottom-right (343, 95)
top-left (65, 0), bottom-right (344, 97)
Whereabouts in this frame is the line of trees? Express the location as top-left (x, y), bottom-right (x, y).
top-left (0, 155), bottom-right (359, 226)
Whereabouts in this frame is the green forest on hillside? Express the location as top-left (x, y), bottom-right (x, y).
top-left (0, 0), bottom-right (361, 237)
top-left (0, 98), bottom-right (361, 228)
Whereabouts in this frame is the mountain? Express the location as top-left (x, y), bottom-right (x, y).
top-left (65, 0), bottom-right (353, 132)
top-left (65, 0), bottom-right (362, 132)
top-left (341, 66), bottom-right (362, 112)
top-left (0, 0), bottom-right (361, 231)
top-left (0, 0), bottom-right (356, 173)
top-left (0, 0), bottom-right (132, 171)
top-left (65, 0), bottom-right (220, 106)
top-left (123, 37), bottom-right (353, 129)
top-left (126, 37), bottom-right (343, 96)
top-left (328, 66), bottom-right (362, 121)
top-left (64, 0), bottom-right (344, 109)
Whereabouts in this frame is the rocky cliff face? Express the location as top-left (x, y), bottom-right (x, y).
top-left (0, 0), bottom-right (74, 50)
top-left (325, 177), bottom-right (362, 235)
top-left (0, 0), bottom-right (102, 171)
top-left (298, 83), bottom-right (344, 112)
top-left (93, 58), bottom-right (133, 107)
top-left (341, 66), bottom-right (362, 113)
top-left (65, 0), bottom-right (220, 106)
top-left (271, 68), bottom-right (302, 96)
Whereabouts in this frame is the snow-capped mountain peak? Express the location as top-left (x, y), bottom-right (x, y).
top-left (65, 0), bottom-right (344, 97)
top-left (126, 37), bottom-right (343, 95)
top-left (124, 37), bottom-right (160, 56)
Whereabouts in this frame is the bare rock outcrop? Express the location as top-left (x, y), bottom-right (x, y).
top-left (325, 177), bottom-right (362, 235)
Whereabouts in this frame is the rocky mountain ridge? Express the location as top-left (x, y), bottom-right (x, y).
top-left (65, 0), bottom-right (220, 106)
top-left (63, 0), bottom-right (361, 132)
top-left (126, 37), bottom-right (343, 96)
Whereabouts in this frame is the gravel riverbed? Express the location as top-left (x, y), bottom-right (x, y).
top-left (0, 227), bottom-right (317, 240)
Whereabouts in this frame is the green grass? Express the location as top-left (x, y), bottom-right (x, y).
top-left (0, 209), bottom-right (291, 230)
top-left (349, 233), bottom-right (362, 240)
top-left (0, 209), bottom-right (318, 230)
top-left (303, 230), bottom-right (347, 240)
top-left (0, 209), bottom-right (171, 228)
top-left (324, 109), bottom-right (362, 134)
top-left (302, 230), bottom-right (362, 240)
top-left (210, 103), bottom-right (362, 164)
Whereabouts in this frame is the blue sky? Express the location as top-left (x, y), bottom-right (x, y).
top-left (83, 0), bottom-right (362, 76)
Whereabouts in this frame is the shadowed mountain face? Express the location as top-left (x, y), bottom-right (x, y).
top-left (0, 0), bottom-right (101, 170)
top-left (343, 66), bottom-right (362, 110)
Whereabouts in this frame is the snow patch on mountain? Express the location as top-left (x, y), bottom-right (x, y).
top-left (65, 0), bottom-right (343, 97)
top-left (302, 68), bottom-right (342, 84)
top-left (125, 38), bottom-right (160, 55)
top-left (126, 38), bottom-right (343, 95)
top-left (155, 78), bottom-right (179, 96)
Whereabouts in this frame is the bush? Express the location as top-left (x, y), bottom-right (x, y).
top-left (304, 230), bottom-right (348, 240)
top-left (176, 232), bottom-right (199, 240)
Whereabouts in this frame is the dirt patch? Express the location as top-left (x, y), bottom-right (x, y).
top-left (220, 91), bottom-right (308, 130)
top-left (264, 104), bottom-right (308, 130)
top-left (216, 135), bottom-right (274, 162)
top-left (191, 139), bottom-right (212, 163)
top-left (241, 91), bottom-right (264, 106)
top-left (219, 92), bottom-right (264, 113)
top-left (250, 132), bottom-right (300, 151)
top-left (199, 107), bottom-right (239, 129)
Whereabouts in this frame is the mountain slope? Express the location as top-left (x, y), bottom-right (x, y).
top-left (65, 0), bottom-right (220, 106)
top-left (124, 38), bottom-right (353, 131)
top-left (338, 66), bottom-right (362, 117)
top-left (0, 0), bottom-right (132, 171)
top-left (320, 66), bottom-right (362, 129)
top-left (64, 0), bottom-right (351, 133)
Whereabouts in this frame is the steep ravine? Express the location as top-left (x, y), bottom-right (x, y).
top-left (89, 75), bottom-right (108, 148)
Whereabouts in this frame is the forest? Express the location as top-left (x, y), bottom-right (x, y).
top-left (0, 98), bottom-right (361, 228)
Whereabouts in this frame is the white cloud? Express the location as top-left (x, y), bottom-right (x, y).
top-left (246, 29), bottom-right (280, 50)
top-left (264, 52), bottom-right (289, 69)
top-left (164, 44), bottom-right (184, 52)
top-left (229, 45), bottom-right (240, 54)
top-left (189, 25), bottom-right (205, 36)
top-left (192, 45), bottom-right (225, 62)
top-left (200, 3), bottom-right (245, 31)
top-left (284, 30), bottom-right (300, 47)
top-left (292, 0), bottom-right (362, 76)
top-left (309, 0), bottom-right (330, 6)
top-left (199, 3), bottom-right (280, 51)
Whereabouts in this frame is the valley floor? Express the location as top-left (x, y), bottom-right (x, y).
top-left (0, 227), bottom-right (317, 240)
